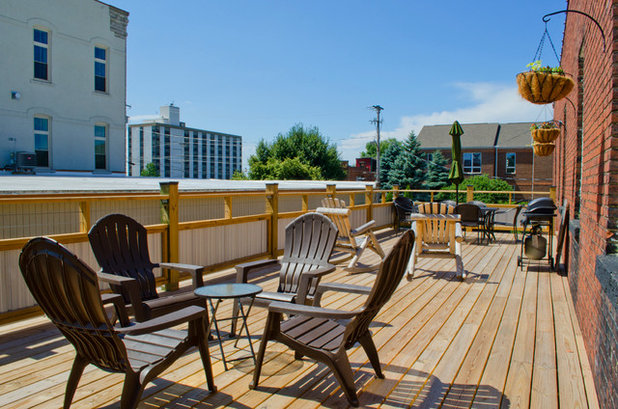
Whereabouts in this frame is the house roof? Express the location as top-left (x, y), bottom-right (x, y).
top-left (418, 123), bottom-right (499, 149)
top-left (496, 122), bottom-right (534, 147)
top-left (417, 122), bottom-right (535, 150)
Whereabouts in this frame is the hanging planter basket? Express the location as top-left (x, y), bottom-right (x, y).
top-left (531, 127), bottom-right (560, 143)
top-left (533, 142), bottom-right (555, 156)
top-left (517, 71), bottom-right (575, 104)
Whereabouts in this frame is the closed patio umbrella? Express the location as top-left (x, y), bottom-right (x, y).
top-left (448, 121), bottom-right (465, 205)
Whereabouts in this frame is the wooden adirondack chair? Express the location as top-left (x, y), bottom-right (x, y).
top-left (232, 212), bottom-right (338, 336)
top-left (407, 202), bottom-right (465, 280)
top-left (88, 213), bottom-right (206, 322)
top-left (249, 230), bottom-right (415, 407)
top-left (19, 237), bottom-right (216, 409)
top-left (321, 197), bottom-right (347, 208)
top-left (316, 206), bottom-right (385, 273)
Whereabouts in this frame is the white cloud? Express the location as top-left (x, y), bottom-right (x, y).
top-left (338, 82), bottom-right (553, 161)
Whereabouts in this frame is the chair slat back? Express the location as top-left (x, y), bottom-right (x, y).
top-left (280, 213), bottom-right (338, 295)
top-left (316, 207), bottom-right (353, 243)
top-left (321, 197), bottom-right (347, 208)
top-left (417, 202), bottom-right (453, 244)
top-left (19, 237), bottom-right (128, 372)
top-left (455, 203), bottom-right (483, 224)
top-left (89, 214), bottom-right (158, 301)
top-left (343, 230), bottom-right (415, 347)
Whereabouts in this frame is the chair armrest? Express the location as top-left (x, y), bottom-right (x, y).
top-left (454, 223), bottom-right (464, 243)
top-left (296, 264), bottom-right (337, 305)
top-left (101, 293), bottom-right (130, 327)
top-left (159, 262), bottom-right (205, 288)
top-left (351, 220), bottom-right (376, 236)
top-left (235, 259), bottom-right (279, 283)
top-left (313, 282), bottom-right (371, 306)
top-left (116, 305), bottom-right (207, 336)
top-left (97, 272), bottom-right (146, 322)
top-left (268, 301), bottom-right (360, 320)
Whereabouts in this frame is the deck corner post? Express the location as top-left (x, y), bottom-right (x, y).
top-left (160, 181), bottom-right (180, 291)
top-left (266, 183), bottom-right (279, 258)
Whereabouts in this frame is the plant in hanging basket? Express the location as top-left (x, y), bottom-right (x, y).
top-left (517, 61), bottom-right (575, 104)
top-left (530, 121), bottom-right (561, 143)
top-left (533, 142), bottom-right (555, 157)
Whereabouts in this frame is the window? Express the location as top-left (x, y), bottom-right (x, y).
top-left (127, 127), bottom-right (132, 175)
top-left (201, 133), bottom-right (207, 178)
top-left (164, 127), bottom-right (171, 177)
top-left (94, 46), bottom-right (107, 92)
top-left (505, 152), bottom-right (516, 174)
top-left (139, 127), bottom-right (144, 171)
top-left (184, 131), bottom-right (190, 178)
top-left (94, 124), bottom-right (107, 170)
top-left (152, 126), bottom-right (160, 174)
top-left (426, 152), bottom-right (434, 162)
top-left (34, 116), bottom-right (49, 167)
top-left (463, 152), bottom-right (481, 174)
top-left (33, 28), bottom-right (49, 80)
top-left (193, 132), bottom-right (199, 178)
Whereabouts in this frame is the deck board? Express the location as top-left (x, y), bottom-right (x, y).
top-left (0, 231), bottom-right (599, 408)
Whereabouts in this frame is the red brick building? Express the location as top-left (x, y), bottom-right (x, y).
top-left (343, 157), bottom-right (376, 181)
top-left (418, 122), bottom-right (553, 193)
top-left (553, 2), bottom-right (618, 408)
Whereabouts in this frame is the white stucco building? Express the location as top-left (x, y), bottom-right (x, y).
top-left (0, 0), bottom-right (128, 173)
top-left (127, 105), bottom-right (242, 179)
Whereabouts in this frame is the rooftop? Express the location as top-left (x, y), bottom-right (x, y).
top-left (0, 231), bottom-right (599, 408)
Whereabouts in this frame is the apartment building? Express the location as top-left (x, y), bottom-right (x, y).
top-left (0, 0), bottom-right (128, 173)
top-left (127, 105), bottom-right (242, 179)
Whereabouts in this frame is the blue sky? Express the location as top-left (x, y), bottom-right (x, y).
top-left (108, 0), bottom-right (566, 168)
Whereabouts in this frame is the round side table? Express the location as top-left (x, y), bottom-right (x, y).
top-left (195, 283), bottom-right (262, 370)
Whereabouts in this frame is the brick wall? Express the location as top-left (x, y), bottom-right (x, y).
top-left (553, 1), bottom-right (618, 407)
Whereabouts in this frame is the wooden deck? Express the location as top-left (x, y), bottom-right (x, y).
top-left (0, 230), bottom-right (599, 408)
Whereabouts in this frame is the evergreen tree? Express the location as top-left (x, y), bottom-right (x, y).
top-left (423, 150), bottom-right (449, 190)
top-left (386, 131), bottom-right (426, 189)
top-left (378, 140), bottom-right (404, 188)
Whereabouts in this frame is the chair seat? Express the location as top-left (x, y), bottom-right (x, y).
top-left (124, 328), bottom-right (188, 372)
top-left (280, 315), bottom-right (346, 353)
top-left (256, 291), bottom-right (296, 304)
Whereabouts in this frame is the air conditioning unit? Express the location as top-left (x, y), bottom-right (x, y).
top-left (16, 151), bottom-right (37, 171)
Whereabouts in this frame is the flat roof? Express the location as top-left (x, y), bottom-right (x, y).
top-left (0, 174), bottom-right (375, 194)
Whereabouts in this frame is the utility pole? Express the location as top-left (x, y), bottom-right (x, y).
top-left (370, 105), bottom-right (383, 186)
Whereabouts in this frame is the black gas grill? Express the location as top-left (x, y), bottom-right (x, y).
top-left (518, 197), bottom-right (557, 269)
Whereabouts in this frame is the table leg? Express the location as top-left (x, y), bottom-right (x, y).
top-left (234, 296), bottom-right (258, 364)
top-left (207, 298), bottom-right (228, 370)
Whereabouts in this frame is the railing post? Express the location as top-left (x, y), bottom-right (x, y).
top-left (79, 201), bottom-right (91, 233)
top-left (549, 186), bottom-right (556, 201)
top-left (365, 185), bottom-right (374, 223)
top-left (224, 196), bottom-right (233, 219)
top-left (509, 192), bottom-right (513, 204)
top-left (266, 183), bottom-right (279, 258)
top-left (466, 185), bottom-right (474, 203)
top-left (381, 192), bottom-right (386, 204)
top-left (160, 181), bottom-right (179, 291)
top-left (430, 191), bottom-right (434, 203)
top-left (301, 194), bottom-right (308, 212)
top-left (393, 185), bottom-right (399, 198)
top-left (326, 183), bottom-right (337, 198)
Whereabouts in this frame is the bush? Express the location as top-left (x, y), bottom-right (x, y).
top-left (435, 174), bottom-right (514, 204)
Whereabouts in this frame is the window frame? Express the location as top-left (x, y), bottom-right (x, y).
top-left (34, 115), bottom-right (50, 168)
top-left (33, 28), bottom-right (50, 81)
top-left (505, 152), bottom-right (516, 175)
top-left (94, 123), bottom-right (108, 170)
top-left (94, 46), bottom-right (108, 93)
top-left (463, 152), bottom-right (482, 174)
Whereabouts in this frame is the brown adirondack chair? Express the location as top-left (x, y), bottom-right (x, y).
top-left (316, 206), bottom-right (385, 273)
top-left (88, 213), bottom-right (206, 322)
top-left (19, 237), bottom-right (216, 409)
top-left (407, 202), bottom-right (465, 280)
top-left (232, 212), bottom-right (338, 336)
top-left (249, 230), bottom-right (415, 407)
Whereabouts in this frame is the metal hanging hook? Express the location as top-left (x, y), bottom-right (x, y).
top-left (542, 9), bottom-right (606, 52)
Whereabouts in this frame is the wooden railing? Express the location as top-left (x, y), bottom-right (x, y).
top-left (0, 182), bottom-right (554, 322)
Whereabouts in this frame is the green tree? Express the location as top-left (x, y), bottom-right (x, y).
top-left (361, 138), bottom-right (400, 159)
top-left (423, 150), bottom-right (450, 190)
top-left (140, 162), bottom-right (159, 177)
top-left (378, 140), bottom-right (404, 188)
top-left (231, 170), bottom-right (248, 180)
top-left (384, 131), bottom-right (426, 190)
top-left (436, 174), bottom-right (514, 204)
top-left (248, 124), bottom-right (345, 180)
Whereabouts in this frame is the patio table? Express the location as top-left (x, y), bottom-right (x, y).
top-left (195, 283), bottom-right (262, 370)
